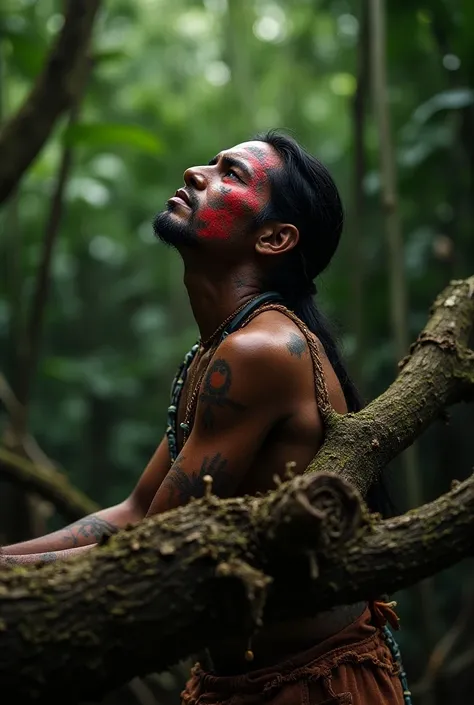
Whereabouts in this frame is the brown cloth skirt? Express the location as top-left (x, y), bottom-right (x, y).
top-left (181, 605), bottom-right (405, 705)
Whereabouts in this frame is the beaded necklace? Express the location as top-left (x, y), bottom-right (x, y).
top-left (166, 292), bottom-right (283, 462)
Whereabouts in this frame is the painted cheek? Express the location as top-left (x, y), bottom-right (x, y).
top-left (196, 187), bottom-right (262, 240)
top-left (197, 203), bottom-right (234, 240)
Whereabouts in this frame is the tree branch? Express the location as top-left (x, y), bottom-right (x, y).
top-left (0, 446), bottom-right (98, 521)
top-left (0, 0), bottom-right (101, 205)
top-left (0, 469), bottom-right (473, 703)
top-left (308, 276), bottom-right (474, 496)
top-left (0, 372), bottom-right (98, 521)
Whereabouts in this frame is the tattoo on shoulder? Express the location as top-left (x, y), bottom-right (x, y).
top-left (287, 332), bottom-right (307, 359)
top-left (62, 515), bottom-right (118, 548)
top-left (162, 453), bottom-right (229, 504)
top-left (199, 358), bottom-right (246, 430)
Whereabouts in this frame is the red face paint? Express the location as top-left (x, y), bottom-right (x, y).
top-left (193, 143), bottom-right (280, 241)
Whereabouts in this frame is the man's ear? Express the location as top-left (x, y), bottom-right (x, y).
top-left (255, 223), bottom-right (299, 257)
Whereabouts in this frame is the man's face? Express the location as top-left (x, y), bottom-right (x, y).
top-left (153, 141), bottom-right (281, 248)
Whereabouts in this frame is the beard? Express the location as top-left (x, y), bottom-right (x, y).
top-left (152, 202), bottom-right (199, 248)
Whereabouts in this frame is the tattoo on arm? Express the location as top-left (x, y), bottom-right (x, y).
top-left (62, 515), bottom-right (118, 548)
top-left (287, 332), bottom-right (307, 359)
top-left (162, 452), bottom-right (230, 504)
top-left (199, 358), bottom-right (246, 430)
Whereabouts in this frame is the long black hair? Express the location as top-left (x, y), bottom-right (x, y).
top-left (254, 130), bottom-right (389, 515)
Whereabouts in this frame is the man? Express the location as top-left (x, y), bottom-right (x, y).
top-left (2, 132), bottom-right (406, 704)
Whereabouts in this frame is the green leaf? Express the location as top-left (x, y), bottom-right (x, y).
top-left (64, 123), bottom-right (163, 155)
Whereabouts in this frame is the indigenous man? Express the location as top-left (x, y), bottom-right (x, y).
top-left (2, 132), bottom-right (407, 704)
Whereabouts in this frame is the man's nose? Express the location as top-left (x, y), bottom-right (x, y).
top-left (183, 166), bottom-right (207, 190)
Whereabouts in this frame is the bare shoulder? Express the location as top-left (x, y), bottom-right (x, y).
top-left (229, 309), bottom-right (322, 359)
top-left (219, 309), bottom-right (347, 414)
top-left (215, 310), bottom-right (316, 385)
top-left (196, 312), bottom-right (307, 421)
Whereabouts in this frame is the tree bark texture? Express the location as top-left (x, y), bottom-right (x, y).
top-left (0, 0), bottom-right (101, 205)
top-left (0, 276), bottom-right (473, 703)
top-left (1, 470), bottom-right (473, 703)
top-left (308, 276), bottom-right (474, 496)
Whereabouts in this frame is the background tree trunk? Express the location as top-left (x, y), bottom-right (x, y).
top-left (0, 0), bottom-right (101, 204)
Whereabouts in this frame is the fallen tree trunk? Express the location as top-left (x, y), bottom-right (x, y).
top-left (0, 0), bottom-right (101, 205)
top-left (0, 276), bottom-right (473, 703)
top-left (0, 470), bottom-right (473, 703)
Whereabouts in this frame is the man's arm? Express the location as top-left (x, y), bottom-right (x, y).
top-left (0, 544), bottom-right (94, 566)
top-left (146, 332), bottom-right (295, 516)
top-left (3, 436), bottom-right (171, 555)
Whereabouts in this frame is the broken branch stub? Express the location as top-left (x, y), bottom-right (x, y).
top-left (256, 472), bottom-right (364, 557)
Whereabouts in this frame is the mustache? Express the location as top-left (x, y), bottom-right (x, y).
top-left (184, 189), bottom-right (199, 212)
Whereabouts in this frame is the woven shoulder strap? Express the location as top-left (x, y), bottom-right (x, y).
top-left (239, 303), bottom-right (332, 421)
top-left (218, 291), bottom-right (283, 343)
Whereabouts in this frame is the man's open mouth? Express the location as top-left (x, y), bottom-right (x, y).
top-left (169, 188), bottom-right (192, 207)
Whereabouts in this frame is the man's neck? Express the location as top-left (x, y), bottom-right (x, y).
top-left (183, 265), bottom-right (261, 343)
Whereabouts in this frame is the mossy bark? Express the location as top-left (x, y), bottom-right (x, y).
top-left (308, 276), bottom-right (474, 495)
top-left (0, 277), bottom-right (473, 703)
top-left (0, 471), bottom-right (473, 703)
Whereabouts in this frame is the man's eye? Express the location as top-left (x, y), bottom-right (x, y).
top-left (225, 169), bottom-right (242, 182)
